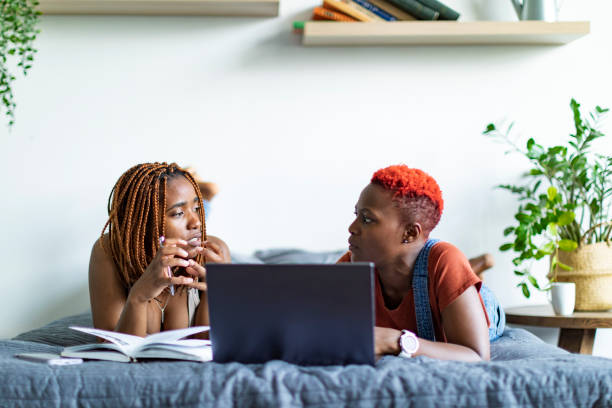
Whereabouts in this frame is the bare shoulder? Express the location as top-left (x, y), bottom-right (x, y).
top-left (207, 235), bottom-right (231, 261)
top-left (89, 234), bottom-right (121, 287)
top-left (89, 234), bottom-right (127, 331)
top-left (90, 234), bottom-right (113, 269)
top-left (208, 235), bottom-right (227, 247)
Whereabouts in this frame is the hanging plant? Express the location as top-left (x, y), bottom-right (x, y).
top-left (1, 0), bottom-right (41, 127)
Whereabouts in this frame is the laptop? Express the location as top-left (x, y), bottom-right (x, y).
top-left (206, 263), bottom-right (375, 366)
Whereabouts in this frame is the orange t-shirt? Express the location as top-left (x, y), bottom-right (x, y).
top-left (337, 241), bottom-right (489, 342)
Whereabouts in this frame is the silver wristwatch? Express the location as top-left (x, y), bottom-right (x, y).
top-left (398, 329), bottom-right (419, 358)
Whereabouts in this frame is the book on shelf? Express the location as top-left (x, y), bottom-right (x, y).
top-left (350, 0), bottom-right (397, 21)
top-left (323, 0), bottom-right (384, 22)
top-left (386, 0), bottom-right (439, 20)
top-left (366, 0), bottom-right (416, 20)
top-left (313, 6), bottom-right (357, 22)
top-left (60, 326), bottom-right (212, 363)
top-left (416, 0), bottom-right (459, 20)
top-left (293, 20), bottom-right (305, 33)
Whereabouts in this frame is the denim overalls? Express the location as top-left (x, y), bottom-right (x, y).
top-left (413, 239), bottom-right (505, 342)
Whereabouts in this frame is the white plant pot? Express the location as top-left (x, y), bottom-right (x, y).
top-left (549, 282), bottom-right (576, 316)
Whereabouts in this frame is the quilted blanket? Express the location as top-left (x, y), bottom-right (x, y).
top-left (3, 312), bottom-right (612, 407)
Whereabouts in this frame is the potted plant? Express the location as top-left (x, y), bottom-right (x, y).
top-left (484, 98), bottom-right (612, 311)
top-left (1, 0), bottom-right (41, 127)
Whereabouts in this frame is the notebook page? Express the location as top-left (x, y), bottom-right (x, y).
top-left (69, 326), bottom-right (144, 355)
top-left (143, 326), bottom-right (210, 344)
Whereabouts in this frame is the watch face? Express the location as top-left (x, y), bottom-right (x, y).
top-left (400, 332), bottom-right (418, 354)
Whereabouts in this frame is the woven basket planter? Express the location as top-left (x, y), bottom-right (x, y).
top-left (554, 242), bottom-right (612, 311)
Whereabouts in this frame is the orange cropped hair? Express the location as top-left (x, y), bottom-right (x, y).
top-left (101, 162), bottom-right (206, 289)
top-left (371, 164), bottom-right (444, 233)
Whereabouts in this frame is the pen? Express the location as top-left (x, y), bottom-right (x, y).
top-left (159, 236), bottom-right (175, 296)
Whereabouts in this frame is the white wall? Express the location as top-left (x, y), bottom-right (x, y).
top-left (1, 0), bottom-right (611, 356)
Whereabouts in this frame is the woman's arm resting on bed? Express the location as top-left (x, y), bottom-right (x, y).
top-left (437, 285), bottom-right (490, 361)
top-left (89, 237), bottom-right (146, 335)
top-left (375, 286), bottom-right (490, 362)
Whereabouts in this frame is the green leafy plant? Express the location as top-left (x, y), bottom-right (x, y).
top-left (484, 99), bottom-right (611, 298)
top-left (1, 0), bottom-right (41, 127)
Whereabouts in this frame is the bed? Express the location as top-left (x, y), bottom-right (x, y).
top-left (3, 249), bottom-right (612, 407)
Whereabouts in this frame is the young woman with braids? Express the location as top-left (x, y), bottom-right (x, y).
top-left (339, 165), bottom-right (504, 362)
top-left (89, 162), bottom-right (231, 337)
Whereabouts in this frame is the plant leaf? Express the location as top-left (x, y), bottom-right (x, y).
top-left (515, 213), bottom-right (532, 223)
top-left (528, 275), bottom-right (540, 289)
top-left (558, 239), bottom-right (578, 252)
top-left (557, 211), bottom-right (575, 226)
top-left (521, 283), bottom-right (531, 298)
top-left (527, 138), bottom-right (535, 150)
top-left (541, 241), bottom-right (555, 254)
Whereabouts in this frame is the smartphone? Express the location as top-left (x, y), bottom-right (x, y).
top-left (15, 352), bottom-right (83, 366)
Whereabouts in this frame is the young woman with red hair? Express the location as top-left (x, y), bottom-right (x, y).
top-left (340, 164), bottom-right (504, 362)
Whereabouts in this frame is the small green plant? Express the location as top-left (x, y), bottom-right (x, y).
top-left (1, 0), bottom-right (41, 127)
top-left (484, 98), bottom-right (611, 298)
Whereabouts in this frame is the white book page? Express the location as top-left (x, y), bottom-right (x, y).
top-left (69, 326), bottom-right (210, 356)
top-left (69, 326), bottom-right (145, 355)
top-left (61, 349), bottom-right (131, 363)
top-left (63, 342), bottom-right (123, 353)
top-left (144, 339), bottom-right (211, 348)
top-left (142, 326), bottom-right (210, 345)
top-left (134, 345), bottom-right (213, 362)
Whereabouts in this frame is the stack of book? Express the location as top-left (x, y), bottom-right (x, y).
top-left (309, 0), bottom-right (459, 22)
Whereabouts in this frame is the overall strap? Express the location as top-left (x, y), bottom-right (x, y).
top-left (412, 238), bottom-right (440, 341)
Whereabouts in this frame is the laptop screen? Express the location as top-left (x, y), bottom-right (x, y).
top-left (207, 263), bottom-right (375, 366)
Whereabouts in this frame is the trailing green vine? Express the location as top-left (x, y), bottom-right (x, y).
top-left (1, 0), bottom-right (41, 127)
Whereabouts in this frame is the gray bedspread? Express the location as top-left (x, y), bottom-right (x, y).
top-left (5, 249), bottom-right (612, 407)
top-left (4, 313), bottom-right (612, 407)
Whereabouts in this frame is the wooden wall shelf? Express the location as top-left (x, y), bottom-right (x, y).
top-left (302, 21), bottom-right (590, 46)
top-left (38, 0), bottom-right (280, 16)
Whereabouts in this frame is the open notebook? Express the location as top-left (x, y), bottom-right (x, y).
top-left (61, 326), bottom-right (212, 363)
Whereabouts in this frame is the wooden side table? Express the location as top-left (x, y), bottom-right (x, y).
top-left (505, 305), bottom-right (612, 354)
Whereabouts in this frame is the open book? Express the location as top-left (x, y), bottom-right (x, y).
top-left (60, 326), bottom-right (212, 363)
